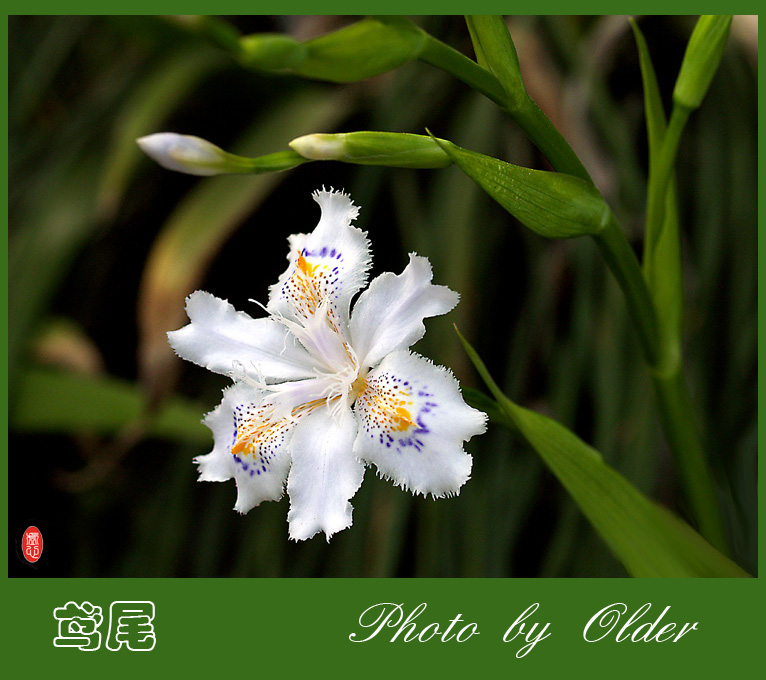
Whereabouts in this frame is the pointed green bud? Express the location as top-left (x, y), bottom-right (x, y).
top-left (431, 136), bottom-right (609, 239)
top-left (232, 18), bottom-right (425, 82)
top-left (291, 17), bottom-right (426, 83)
top-left (137, 133), bottom-right (307, 176)
top-left (465, 16), bottom-right (526, 110)
top-left (673, 15), bottom-right (732, 111)
top-left (289, 132), bottom-right (452, 168)
top-left (239, 33), bottom-right (307, 70)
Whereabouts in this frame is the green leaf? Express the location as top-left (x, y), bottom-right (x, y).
top-left (456, 329), bottom-right (749, 577)
top-left (432, 136), bottom-right (609, 238)
top-left (463, 16), bottom-right (489, 69)
top-left (12, 368), bottom-right (210, 445)
top-left (461, 387), bottom-right (517, 432)
top-left (630, 19), bottom-right (666, 163)
top-left (631, 18), bottom-right (683, 360)
top-left (9, 156), bottom-right (101, 396)
top-left (463, 16), bottom-right (524, 109)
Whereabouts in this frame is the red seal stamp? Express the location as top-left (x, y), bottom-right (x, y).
top-left (22, 526), bottom-right (43, 563)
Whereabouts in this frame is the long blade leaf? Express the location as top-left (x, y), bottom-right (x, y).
top-left (12, 368), bottom-right (209, 444)
top-left (456, 329), bottom-right (749, 578)
top-left (631, 18), bottom-right (683, 352)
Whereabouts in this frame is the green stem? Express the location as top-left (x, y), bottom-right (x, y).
top-left (593, 214), bottom-right (726, 551)
top-left (419, 32), bottom-right (507, 106)
top-left (419, 32), bottom-right (592, 183)
top-left (651, 369), bottom-right (728, 553)
top-left (514, 96), bottom-right (592, 184)
top-left (640, 100), bottom-right (727, 549)
top-left (223, 149), bottom-right (310, 174)
top-left (307, 17), bottom-right (726, 553)
top-left (592, 214), bottom-right (660, 367)
top-left (644, 104), bottom-right (690, 266)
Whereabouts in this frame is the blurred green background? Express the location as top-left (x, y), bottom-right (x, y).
top-left (8, 15), bottom-right (757, 577)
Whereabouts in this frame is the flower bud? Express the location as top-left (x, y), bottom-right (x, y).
top-left (292, 17), bottom-right (425, 83)
top-left (673, 15), bottom-right (732, 111)
top-left (465, 16), bottom-right (526, 111)
top-left (137, 133), bottom-right (308, 176)
top-left (432, 136), bottom-right (610, 239)
top-left (289, 132), bottom-right (452, 168)
top-left (137, 133), bottom-right (235, 176)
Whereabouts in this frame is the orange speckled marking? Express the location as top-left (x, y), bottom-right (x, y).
top-left (296, 254), bottom-right (317, 277)
top-left (356, 378), bottom-right (416, 434)
top-left (285, 254), bottom-right (332, 319)
top-left (231, 408), bottom-right (291, 458)
top-left (230, 397), bottom-right (337, 458)
top-left (393, 406), bottom-right (415, 431)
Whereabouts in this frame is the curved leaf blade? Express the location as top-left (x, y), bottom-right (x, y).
top-left (457, 329), bottom-right (749, 578)
top-left (12, 368), bottom-right (209, 444)
top-left (631, 18), bottom-right (683, 354)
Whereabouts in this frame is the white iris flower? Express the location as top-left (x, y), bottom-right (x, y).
top-left (169, 188), bottom-right (486, 540)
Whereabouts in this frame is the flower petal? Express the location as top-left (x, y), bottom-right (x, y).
top-left (196, 382), bottom-right (294, 513)
top-left (168, 291), bottom-right (317, 381)
top-left (268, 189), bottom-right (371, 330)
top-left (350, 254), bottom-right (459, 368)
top-left (353, 350), bottom-right (486, 497)
top-left (286, 405), bottom-right (364, 540)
